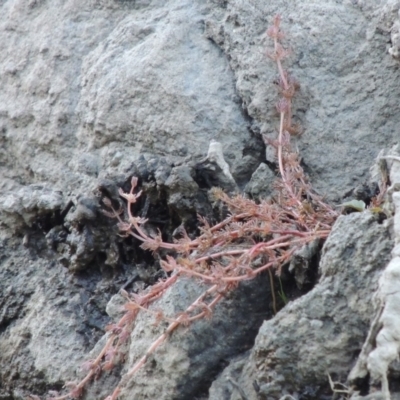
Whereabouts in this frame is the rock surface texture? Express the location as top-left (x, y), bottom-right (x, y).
top-left (216, 211), bottom-right (394, 400)
top-left (1, 0), bottom-right (400, 399)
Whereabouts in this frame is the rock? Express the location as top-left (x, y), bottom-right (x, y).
top-left (115, 276), bottom-right (272, 400)
top-left (195, 140), bottom-right (239, 194)
top-left (0, 241), bottom-right (115, 399)
top-left (1, 1), bottom-right (400, 399)
top-left (244, 163), bottom-right (276, 200)
top-left (222, 212), bottom-right (393, 400)
top-left (0, 0), bottom-right (258, 199)
top-left (206, 0), bottom-right (400, 200)
top-left (0, 184), bottom-right (64, 234)
top-left (208, 352), bottom-right (251, 400)
top-left (348, 149), bottom-right (400, 399)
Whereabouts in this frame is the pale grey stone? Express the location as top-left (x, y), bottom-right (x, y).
top-left (1, 1), bottom-right (400, 399)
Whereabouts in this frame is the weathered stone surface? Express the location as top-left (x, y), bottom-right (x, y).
top-left (208, 352), bottom-right (251, 400)
top-left (222, 212), bottom-right (393, 400)
top-left (348, 150), bottom-right (400, 400)
top-left (0, 184), bottom-right (63, 233)
top-left (0, 237), bottom-right (115, 398)
top-left (244, 162), bottom-right (275, 200)
top-left (206, 0), bottom-right (400, 200)
top-left (0, 0), bottom-right (400, 399)
top-left (114, 276), bottom-right (272, 400)
top-left (0, 0), bottom-right (260, 199)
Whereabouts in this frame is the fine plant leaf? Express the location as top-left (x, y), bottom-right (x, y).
top-left (277, 278), bottom-right (289, 305)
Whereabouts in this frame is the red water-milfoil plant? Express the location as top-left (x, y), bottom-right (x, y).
top-left (32, 15), bottom-right (339, 400)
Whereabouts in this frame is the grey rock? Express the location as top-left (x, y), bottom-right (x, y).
top-left (208, 352), bottom-right (251, 400)
top-left (0, 0), bottom-right (257, 200)
top-left (223, 212), bottom-right (393, 400)
top-left (164, 165), bottom-right (209, 223)
top-left (348, 149), bottom-right (400, 399)
top-left (1, 0), bottom-right (400, 399)
top-left (206, 0), bottom-right (400, 201)
top-left (244, 162), bottom-right (275, 200)
top-left (115, 275), bottom-right (272, 400)
top-left (0, 239), bottom-right (114, 399)
top-left (0, 184), bottom-right (64, 233)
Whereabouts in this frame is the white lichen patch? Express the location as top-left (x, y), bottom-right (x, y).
top-left (206, 140), bottom-right (235, 183)
top-left (350, 147), bottom-right (400, 400)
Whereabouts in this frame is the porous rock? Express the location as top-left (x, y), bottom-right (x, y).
top-left (81, 276), bottom-right (272, 400)
top-left (1, 0), bottom-right (400, 399)
top-left (0, 184), bottom-right (63, 234)
top-left (348, 150), bottom-right (400, 399)
top-left (208, 352), bottom-right (251, 400)
top-left (0, 239), bottom-right (115, 398)
top-left (206, 0), bottom-right (400, 200)
top-left (216, 212), bottom-right (393, 400)
top-left (0, 0), bottom-right (260, 197)
top-left (244, 162), bottom-right (275, 200)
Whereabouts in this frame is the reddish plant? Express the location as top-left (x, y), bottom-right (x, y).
top-left (30, 15), bottom-right (339, 400)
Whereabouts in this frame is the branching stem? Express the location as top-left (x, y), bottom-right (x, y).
top-left (36, 15), bottom-right (341, 400)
